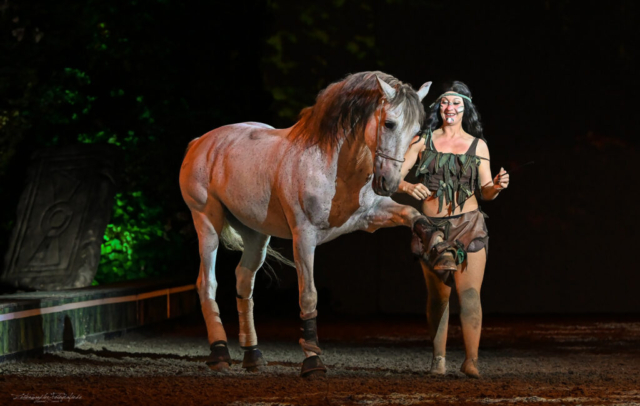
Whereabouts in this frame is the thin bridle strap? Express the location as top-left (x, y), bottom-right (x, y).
top-left (374, 98), bottom-right (406, 164)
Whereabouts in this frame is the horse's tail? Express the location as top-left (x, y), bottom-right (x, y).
top-left (219, 222), bottom-right (244, 252)
top-left (220, 222), bottom-right (295, 270)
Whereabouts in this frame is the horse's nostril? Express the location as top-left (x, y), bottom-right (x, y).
top-left (381, 176), bottom-right (388, 192)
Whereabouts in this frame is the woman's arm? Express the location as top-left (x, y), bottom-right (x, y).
top-left (397, 135), bottom-right (431, 200)
top-left (476, 139), bottom-right (509, 201)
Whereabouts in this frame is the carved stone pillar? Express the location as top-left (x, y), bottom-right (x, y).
top-left (1, 144), bottom-right (120, 290)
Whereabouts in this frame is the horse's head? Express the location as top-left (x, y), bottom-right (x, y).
top-left (366, 76), bottom-right (431, 196)
top-left (287, 71), bottom-right (430, 195)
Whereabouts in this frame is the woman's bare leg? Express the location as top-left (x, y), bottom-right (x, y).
top-left (454, 248), bottom-right (486, 378)
top-left (421, 260), bottom-right (452, 373)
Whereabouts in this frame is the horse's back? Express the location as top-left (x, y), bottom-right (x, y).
top-left (180, 122), bottom-right (293, 237)
top-left (242, 122), bottom-right (275, 129)
top-left (182, 122), bottom-right (279, 175)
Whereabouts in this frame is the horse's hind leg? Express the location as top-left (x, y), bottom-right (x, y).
top-left (191, 205), bottom-right (231, 372)
top-left (227, 216), bottom-right (269, 372)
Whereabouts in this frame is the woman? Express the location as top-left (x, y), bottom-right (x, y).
top-left (398, 81), bottom-right (509, 378)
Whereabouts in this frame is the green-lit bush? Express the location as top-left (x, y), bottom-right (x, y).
top-left (0, 1), bottom-right (199, 285)
top-left (94, 192), bottom-right (165, 284)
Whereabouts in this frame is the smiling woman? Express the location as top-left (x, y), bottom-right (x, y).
top-left (397, 81), bottom-right (510, 379)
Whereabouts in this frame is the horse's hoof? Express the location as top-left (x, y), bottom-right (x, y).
top-left (430, 244), bottom-right (457, 272)
top-left (433, 254), bottom-right (457, 272)
top-left (245, 366), bottom-right (262, 373)
top-left (206, 341), bottom-right (232, 373)
top-left (208, 361), bottom-right (231, 373)
top-left (242, 348), bottom-right (267, 371)
top-left (300, 355), bottom-right (327, 378)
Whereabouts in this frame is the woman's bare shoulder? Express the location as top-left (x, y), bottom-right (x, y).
top-left (462, 132), bottom-right (476, 142)
top-left (410, 134), bottom-right (426, 152)
top-left (475, 138), bottom-right (490, 159)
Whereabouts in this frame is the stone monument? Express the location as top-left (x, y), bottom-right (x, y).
top-left (1, 144), bottom-right (120, 290)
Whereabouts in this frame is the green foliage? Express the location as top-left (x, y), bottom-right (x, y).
top-left (37, 68), bottom-right (96, 134)
top-left (0, 0), bottom-right (200, 285)
top-left (95, 192), bottom-right (165, 284)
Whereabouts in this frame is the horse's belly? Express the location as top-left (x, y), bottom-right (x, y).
top-left (206, 126), bottom-right (293, 239)
top-left (222, 194), bottom-right (293, 239)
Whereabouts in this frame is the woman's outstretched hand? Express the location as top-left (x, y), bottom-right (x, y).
top-left (402, 182), bottom-right (431, 200)
top-left (493, 167), bottom-right (510, 190)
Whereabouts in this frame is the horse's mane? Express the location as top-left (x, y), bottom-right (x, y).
top-left (289, 71), bottom-right (424, 151)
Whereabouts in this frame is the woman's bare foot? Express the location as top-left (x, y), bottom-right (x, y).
top-left (460, 358), bottom-right (480, 379)
top-left (430, 355), bottom-right (446, 375)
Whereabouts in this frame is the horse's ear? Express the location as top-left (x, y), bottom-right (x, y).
top-left (417, 81), bottom-right (432, 101)
top-left (376, 76), bottom-right (396, 100)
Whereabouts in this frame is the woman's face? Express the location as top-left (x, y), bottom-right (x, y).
top-left (439, 94), bottom-right (465, 125)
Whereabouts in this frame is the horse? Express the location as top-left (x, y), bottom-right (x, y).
top-left (179, 71), bottom-right (432, 377)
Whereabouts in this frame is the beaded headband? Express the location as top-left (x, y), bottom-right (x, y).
top-left (429, 92), bottom-right (473, 108)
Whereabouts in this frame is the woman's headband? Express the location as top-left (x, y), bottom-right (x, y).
top-left (429, 92), bottom-right (473, 108)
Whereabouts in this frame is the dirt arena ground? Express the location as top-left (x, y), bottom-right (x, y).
top-left (1, 314), bottom-right (639, 405)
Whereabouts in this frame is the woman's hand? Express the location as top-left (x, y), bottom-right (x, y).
top-left (401, 182), bottom-right (431, 200)
top-left (493, 167), bottom-right (510, 190)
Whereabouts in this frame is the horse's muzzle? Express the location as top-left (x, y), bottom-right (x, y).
top-left (372, 156), bottom-right (402, 196)
top-left (372, 173), bottom-right (400, 196)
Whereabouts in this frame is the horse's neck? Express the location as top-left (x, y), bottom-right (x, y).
top-left (334, 136), bottom-right (372, 189)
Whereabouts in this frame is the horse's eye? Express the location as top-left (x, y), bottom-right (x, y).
top-left (384, 121), bottom-right (396, 130)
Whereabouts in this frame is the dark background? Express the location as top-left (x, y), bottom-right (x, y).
top-left (0, 1), bottom-right (637, 316)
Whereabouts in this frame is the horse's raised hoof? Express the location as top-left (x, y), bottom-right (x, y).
top-left (300, 355), bottom-right (327, 379)
top-left (429, 242), bottom-right (457, 272)
top-left (242, 348), bottom-right (267, 372)
top-left (460, 358), bottom-right (480, 379)
top-left (206, 341), bottom-right (232, 373)
top-left (433, 252), bottom-right (456, 272)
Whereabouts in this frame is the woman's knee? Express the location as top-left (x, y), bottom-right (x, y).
top-left (459, 287), bottom-right (482, 327)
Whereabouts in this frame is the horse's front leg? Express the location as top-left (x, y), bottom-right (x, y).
top-left (363, 197), bottom-right (425, 231)
top-left (292, 229), bottom-right (327, 378)
top-left (363, 197), bottom-right (432, 257)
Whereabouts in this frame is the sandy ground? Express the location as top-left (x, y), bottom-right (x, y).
top-left (1, 314), bottom-right (639, 405)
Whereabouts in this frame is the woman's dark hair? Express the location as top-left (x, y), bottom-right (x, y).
top-left (425, 81), bottom-right (486, 142)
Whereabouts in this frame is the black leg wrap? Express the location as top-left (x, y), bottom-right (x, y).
top-left (300, 355), bottom-right (327, 378)
top-left (302, 318), bottom-right (318, 341)
top-left (300, 317), bottom-right (322, 355)
top-left (206, 341), bottom-right (231, 367)
top-left (242, 348), bottom-right (267, 369)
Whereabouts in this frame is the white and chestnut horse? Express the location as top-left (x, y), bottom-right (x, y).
top-left (179, 71), bottom-right (431, 377)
